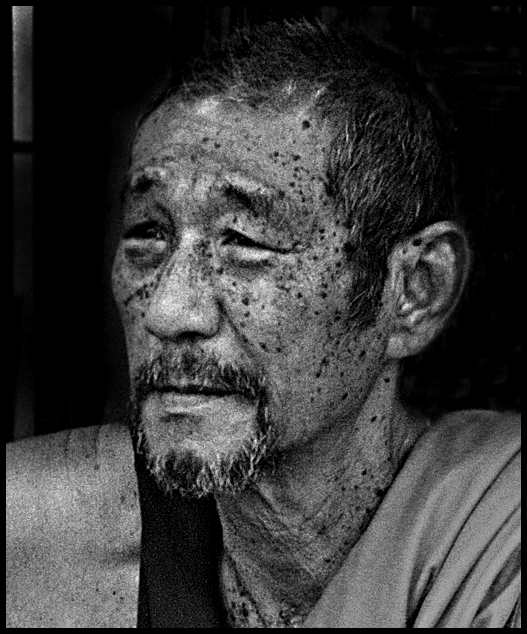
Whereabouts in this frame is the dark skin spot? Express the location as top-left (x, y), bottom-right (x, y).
top-left (123, 283), bottom-right (152, 307)
top-left (302, 120), bottom-right (311, 129)
top-left (412, 238), bottom-right (423, 246)
top-left (370, 416), bottom-right (378, 422)
top-left (130, 174), bottom-right (155, 195)
top-left (323, 181), bottom-right (335, 197)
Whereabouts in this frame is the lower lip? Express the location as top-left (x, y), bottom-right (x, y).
top-left (156, 391), bottom-right (253, 413)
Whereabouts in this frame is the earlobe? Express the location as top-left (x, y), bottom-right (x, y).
top-left (385, 221), bottom-right (470, 359)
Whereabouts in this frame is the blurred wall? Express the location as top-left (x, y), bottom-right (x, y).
top-left (12, 6), bottom-right (521, 440)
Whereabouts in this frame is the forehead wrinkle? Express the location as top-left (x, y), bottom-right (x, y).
top-left (126, 156), bottom-right (287, 212)
top-left (128, 130), bottom-right (305, 229)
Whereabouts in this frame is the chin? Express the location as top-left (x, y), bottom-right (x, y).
top-left (131, 402), bottom-right (277, 498)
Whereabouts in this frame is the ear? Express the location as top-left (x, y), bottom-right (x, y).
top-left (384, 221), bottom-right (470, 359)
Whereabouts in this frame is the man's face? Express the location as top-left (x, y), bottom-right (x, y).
top-left (112, 97), bottom-right (391, 496)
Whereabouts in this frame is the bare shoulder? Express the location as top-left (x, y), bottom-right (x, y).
top-left (6, 424), bottom-right (141, 628)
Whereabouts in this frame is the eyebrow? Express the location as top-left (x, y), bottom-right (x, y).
top-left (120, 162), bottom-right (175, 207)
top-left (216, 176), bottom-right (286, 221)
top-left (120, 173), bottom-right (157, 206)
top-left (218, 183), bottom-right (273, 220)
top-left (121, 169), bottom-right (288, 222)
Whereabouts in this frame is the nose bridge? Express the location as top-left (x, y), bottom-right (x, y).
top-left (145, 230), bottom-right (220, 340)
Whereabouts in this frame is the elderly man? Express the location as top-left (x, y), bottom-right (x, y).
top-left (7, 20), bottom-right (520, 628)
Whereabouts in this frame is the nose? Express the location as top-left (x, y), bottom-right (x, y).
top-left (144, 232), bottom-right (221, 342)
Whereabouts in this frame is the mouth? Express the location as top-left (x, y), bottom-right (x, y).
top-left (156, 383), bottom-right (236, 397)
top-left (152, 382), bottom-right (255, 411)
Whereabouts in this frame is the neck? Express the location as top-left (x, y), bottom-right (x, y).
top-left (215, 364), bottom-right (428, 627)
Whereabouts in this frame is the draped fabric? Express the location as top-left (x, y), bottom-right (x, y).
top-left (304, 410), bottom-right (521, 628)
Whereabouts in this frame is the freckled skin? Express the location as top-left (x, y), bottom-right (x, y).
top-left (112, 98), bottom-right (427, 627)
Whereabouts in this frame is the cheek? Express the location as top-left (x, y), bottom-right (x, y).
top-left (218, 270), bottom-right (290, 355)
top-left (111, 252), bottom-right (160, 339)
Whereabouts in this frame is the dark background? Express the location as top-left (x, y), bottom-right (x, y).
top-left (12, 7), bottom-right (521, 441)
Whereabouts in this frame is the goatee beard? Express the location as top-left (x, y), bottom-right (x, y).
top-left (128, 347), bottom-right (277, 498)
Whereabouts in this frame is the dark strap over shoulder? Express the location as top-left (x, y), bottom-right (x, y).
top-left (134, 452), bottom-right (227, 628)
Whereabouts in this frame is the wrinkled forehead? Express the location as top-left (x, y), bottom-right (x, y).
top-left (131, 96), bottom-right (329, 185)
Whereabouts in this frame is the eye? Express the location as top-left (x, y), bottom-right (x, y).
top-left (122, 221), bottom-right (168, 269)
top-left (222, 229), bottom-right (269, 250)
top-left (123, 220), bottom-right (165, 241)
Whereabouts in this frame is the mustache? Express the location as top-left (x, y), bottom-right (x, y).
top-left (131, 347), bottom-right (265, 403)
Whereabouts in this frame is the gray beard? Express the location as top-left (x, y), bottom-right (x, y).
top-left (129, 397), bottom-right (276, 498)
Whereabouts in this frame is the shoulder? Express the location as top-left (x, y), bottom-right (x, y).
top-left (303, 410), bottom-right (521, 628)
top-left (401, 409), bottom-right (520, 510)
top-left (6, 424), bottom-right (141, 628)
top-left (389, 409), bottom-right (520, 532)
top-left (406, 409), bottom-right (521, 627)
top-left (405, 408), bottom-right (521, 551)
top-left (6, 423), bottom-right (139, 549)
top-left (421, 408), bottom-right (520, 467)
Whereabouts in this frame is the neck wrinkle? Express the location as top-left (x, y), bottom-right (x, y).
top-left (215, 363), bottom-right (428, 625)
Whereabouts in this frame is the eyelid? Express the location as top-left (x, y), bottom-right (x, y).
top-left (222, 229), bottom-right (270, 250)
top-left (123, 220), bottom-right (167, 240)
